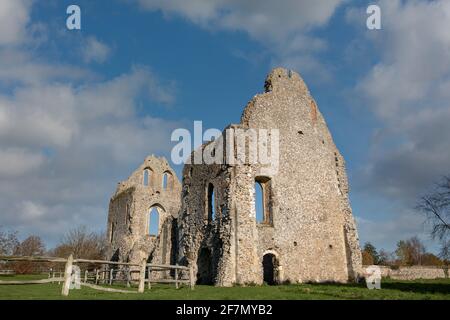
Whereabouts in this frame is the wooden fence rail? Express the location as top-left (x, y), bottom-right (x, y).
top-left (145, 263), bottom-right (193, 290)
top-left (0, 255), bottom-right (67, 263)
top-left (0, 255), bottom-right (195, 296)
top-left (74, 259), bottom-right (140, 267)
top-left (0, 278), bottom-right (64, 285)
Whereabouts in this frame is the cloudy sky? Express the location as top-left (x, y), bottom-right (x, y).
top-left (0, 0), bottom-right (449, 253)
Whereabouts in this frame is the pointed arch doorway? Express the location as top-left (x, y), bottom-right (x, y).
top-left (262, 252), bottom-right (280, 285)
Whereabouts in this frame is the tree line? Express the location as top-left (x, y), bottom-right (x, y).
top-left (362, 237), bottom-right (448, 267)
top-left (363, 174), bottom-right (450, 267)
top-left (0, 226), bottom-right (106, 274)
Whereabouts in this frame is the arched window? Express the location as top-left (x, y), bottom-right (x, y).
top-left (207, 183), bottom-right (215, 221)
top-left (125, 201), bottom-right (130, 225)
top-left (143, 169), bottom-right (152, 186)
top-left (162, 171), bottom-right (172, 190)
top-left (255, 177), bottom-right (273, 225)
top-left (163, 173), bottom-right (168, 189)
top-left (148, 207), bottom-right (159, 236)
top-left (255, 181), bottom-right (264, 223)
top-left (109, 222), bottom-right (115, 243)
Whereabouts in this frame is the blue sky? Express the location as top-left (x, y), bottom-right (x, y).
top-left (1, 0), bottom-right (449, 254)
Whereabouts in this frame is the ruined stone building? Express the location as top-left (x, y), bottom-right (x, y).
top-left (106, 156), bottom-right (181, 269)
top-left (106, 68), bottom-right (362, 286)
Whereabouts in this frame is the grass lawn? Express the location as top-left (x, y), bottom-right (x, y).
top-left (0, 275), bottom-right (449, 300)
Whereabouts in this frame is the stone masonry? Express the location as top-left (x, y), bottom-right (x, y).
top-left (107, 68), bottom-right (363, 286)
top-left (178, 68), bottom-right (362, 286)
top-left (364, 265), bottom-right (448, 280)
top-left (106, 156), bottom-right (181, 272)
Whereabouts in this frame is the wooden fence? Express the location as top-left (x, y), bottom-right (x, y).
top-left (0, 255), bottom-right (195, 296)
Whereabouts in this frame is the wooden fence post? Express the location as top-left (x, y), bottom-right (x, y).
top-left (175, 265), bottom-right (179, 289)
top-left (109, 268), bottom-right (113, 285)
top-left (147, 266), bottom-right (152, 289)
top-left (189, 265), bottom-right (194, 290)
top-left (84, 270), bottom-right (88, 283)
top-left (126, 267), bottom-right (131, 288)
top-left (138, 259), bottom-right (146, 293)
top-left (61, 254), bottom-right (73, 296)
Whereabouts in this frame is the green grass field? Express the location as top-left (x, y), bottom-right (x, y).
top-left (0, 275), bottom-right (449, 300)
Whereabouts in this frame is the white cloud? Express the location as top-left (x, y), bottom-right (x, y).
top-left (352, 0), bottom-right (450, 202)
top-left (0, 66), bottom-right (179, 168)
top-left (20, 201), bottom-right (46, 219)
top-left (0, 1), bottom-right (180, 246)
top-left (0, 0), bottom-right (31, 45)
top-left (0, 49), bottom-right (94, 86)
top-left (0, 85), bottom-right (79, 148)
top-left (0, 65), bottom-right (181, 245)
top-left (82, 37), bottom-right (111, 64)
top-left (355, 211), bottom-right (433, 252)
top-left (133, 0), bottom-right (346, 80)
top-left (0, 148), bottom-right (45, 177)
top-left (357, 0), bottom-right (450, 119)
top-left (136, 0), bottom-right (344, 40)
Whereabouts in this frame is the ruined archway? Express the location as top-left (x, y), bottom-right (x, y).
top-left (196, 247), bottom-right (213, 285)
top-left (262, 253), bottom-right (279, 285)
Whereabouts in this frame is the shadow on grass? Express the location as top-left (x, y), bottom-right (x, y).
top-left (303, 281), bottom-right (365, 289)
top-left (301, 279), bottom-right (450, 298)
top-left (304, 278), bottom-right (450, 289)
top-left (381, 281), bottom-right (450, 295)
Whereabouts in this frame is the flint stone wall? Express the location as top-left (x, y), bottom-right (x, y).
top-left (364, 265), bottom-right (448, 280)
top-left (178, 68), bottom-right (362, 286)
top-left (106, 68), bottom-right (363, 287)
top-left (106, 156), bottom-right (181, 278)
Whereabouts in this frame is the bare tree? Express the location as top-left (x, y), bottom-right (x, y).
top-left (13, 235), bottom-right (46, 256)
top-left (395, 236), bottom-right (426, 266)
top-left (421, 253), bottom-right (444, 266)
top-left (50, 226), bottom-right (106, 260)
top-left (0, 227), bottom-right (19, 256)
top-left (439, 240), bottom-right (449, 262)
top-left (417, 175), bottom-right (450, 260)
top-left (12, 235), bottom-right (46, 274)
top-left (378, 249), bottom-right (395, 266)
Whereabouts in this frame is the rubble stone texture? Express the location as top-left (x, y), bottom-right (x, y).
top-left (106, 156), bottom-right (181, 276)
top-left (364, 265), bottom-right (448, 280)
top-left (107, 68), bottom-right (363, 286)
top-left (179, 68), bottom-right (362, 286)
